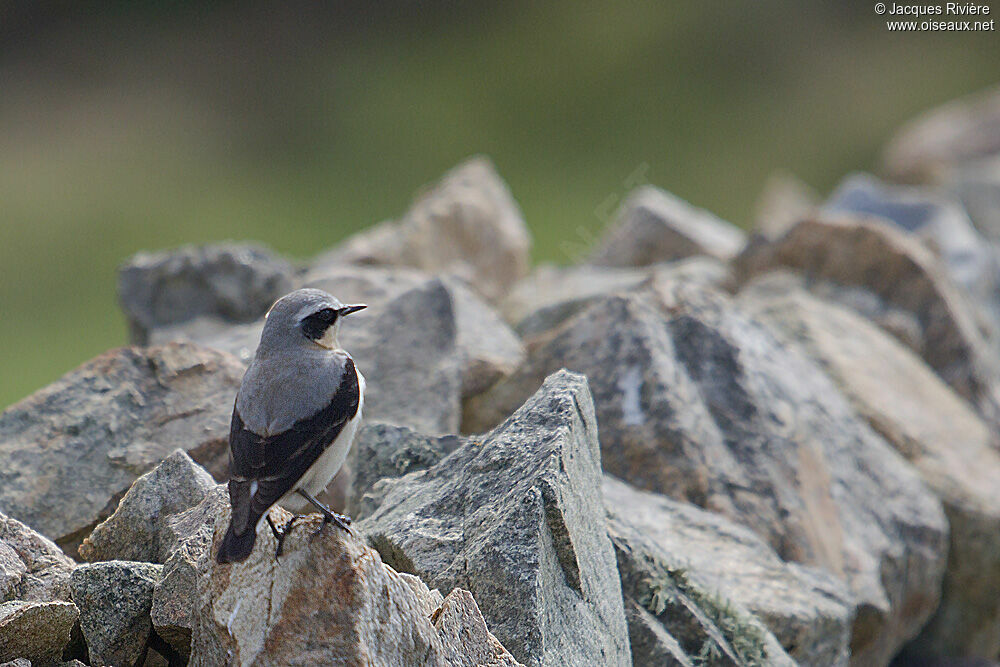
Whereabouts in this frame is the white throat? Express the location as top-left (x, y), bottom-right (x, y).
top-left (315, 324), bottom-right (340, 350)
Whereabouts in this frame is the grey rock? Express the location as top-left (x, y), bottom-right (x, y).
top-left (71, 561), bottom-right (163, 667)
top-left (0, 343), bottom-right (242, 550)
top-left (0, 512), bottom-right (75, 604)
top-left (79, 449), bottom-right (216, 563)
top-left (304, 265), bottom-right (525, 399)
top-left (465, 284), bottom-right (948, 665)
top-left (588, 185), bottom-right (746, 267)
top-left (0, 600), bottom-right (79, 665)
top-left (498, 258), bottom-right (730, 343)
top-left (882, 84), bottom-right (1000, 183)
top-left (825, 172), bottom-right (1000, 336)
top-left (316, 156), bottom-right (531, 302)
top-left (736, 215), bottom-right (1000, 428)
top-left (190, 506), bottom-right (522, 666)
top-left (0, 659), bottom-right (31, 667)
top-left (950, 155), bottom-right (1000, 242)
top-left (754, 170), bottom-right (820, 239)
top-left (346, 423), bottom-right (467, 520)
top-left (359, 371), bottom-right (631, 667)
top-left (740, 278), bottom-right (1000, 658)
top-left (605, 475), bottom-right (853, 666)
top-left (149, 485), bottom-right (227, 661)
top-left (119, 242), bottom-right (295, 344)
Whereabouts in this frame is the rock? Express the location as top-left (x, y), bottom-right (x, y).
top-left (882, 84), bottom-right (1000, 183)
top-left (79, 450), bottom-right (216, 563)
top-left (950, 155), bottom-right (1000, 242)
top-left (191, 506), bottom-right (522, 666)
top-left (740, 277), bottom-right (1000, 658)
top-left (588, 185), bottom-right (746, 267)
top-left (316, 156), bottom-right (531, 302)
top-left (0, 512), bottom-right (74, 604)
top-left (735, 215), bottom-right (1000, 427)
top-left (71, 561), bottom-right (163, 667)
top-left (0, 343), bottom-right (243, 550)
top-left (0, 600), bottom-right (79, 665)
top-left (149, 486), bottom-right (228, 661)
top-left (605, 475), bottom-right (853, 665)
top-left (465, 284), bottom-right (948, 665)
top-left (824, 172), bottom-right (1000, 334)
top-left (359, 371), bottom-right (631, 667)
top-left (0, 659), bottom-right (31, 667)
top-left (346, 423), bottom-right (467, 519)
top-left (754, 170), bottom-right (819, 239)
top-left (498, 257), bottom-right (731, 343)
top-left (119, 242), bottom-right (295, 344)
top-left (304, 266), bottom-right (525, 399)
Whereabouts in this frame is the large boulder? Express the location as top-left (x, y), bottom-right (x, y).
top-left (316, 156), bottom-right (531, 302)
top-left (119, 242), bottom-right (295, 344)
top-left (79, 449), bottom-right (216, 563)
top-left (358, 371), bottom-right (631, 667)
top-left (587, 185), bottom-right (746, 267)
top-left (740, 277), bottom-right (1000, 658)
top-left (0, 512), bottom-right (75, 604)
top-left (0, 600), bottom-right (79, 665)
top-left (71, 561), bottom-right (163, 667)
top-left (735, 215), bottom-right (1000, 427)
top-left (191, 506), bottom-right (522, 666)
top-left (604, 476), bottom-right (854, 666)
top-left (0, 343), bottom-right (243, 550)
top-left (465, 283), bottom-right (948, 665)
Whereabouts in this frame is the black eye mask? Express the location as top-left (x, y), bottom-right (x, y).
top-left (300, 308), bottom-right (338, 341)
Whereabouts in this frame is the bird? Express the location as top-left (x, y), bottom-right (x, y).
top-left (216, 288), bottom-right (367, 564)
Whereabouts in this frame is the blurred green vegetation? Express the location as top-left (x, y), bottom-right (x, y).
top-left (1, 2), bottom-right (999, 408)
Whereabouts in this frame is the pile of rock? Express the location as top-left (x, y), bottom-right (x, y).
top-left (2, 94), bottom-right (1000, 665)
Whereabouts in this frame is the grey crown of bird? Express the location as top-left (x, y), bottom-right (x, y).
top-left (217, 288), bottom-right (367, 564)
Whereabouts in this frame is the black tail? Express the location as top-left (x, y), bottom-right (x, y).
top-left (216, 522), bottom-right (257, 563)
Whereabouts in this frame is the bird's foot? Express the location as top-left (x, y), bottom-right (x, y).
top-left (266, 514), bottom-right (301, 560)
top-left (296, 488), bottom-right (353, 534)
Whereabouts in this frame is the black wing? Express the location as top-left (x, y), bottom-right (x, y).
top-left (226, 357), bottom-right (361, 538)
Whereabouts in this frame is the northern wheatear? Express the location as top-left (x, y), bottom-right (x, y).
top-left (216, 288), bottom-right (366, 563)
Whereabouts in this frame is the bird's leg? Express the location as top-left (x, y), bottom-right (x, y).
top-left (295, 489), bottom-right (352, 533)
top-left (266, 513), bottom-right (300, 559)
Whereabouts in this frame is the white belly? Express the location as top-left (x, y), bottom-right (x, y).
top-left (277, 369), bottom-right (365, 514)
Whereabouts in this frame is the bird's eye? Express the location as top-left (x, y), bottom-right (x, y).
top-left (301, 308), bottom-right (338, 340)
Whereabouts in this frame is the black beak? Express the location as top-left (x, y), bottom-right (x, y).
top-left (339, 304), bottom-right (367, 316)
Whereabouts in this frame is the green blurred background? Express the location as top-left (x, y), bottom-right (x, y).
top-left (1, 1), bottom-right (999, 409)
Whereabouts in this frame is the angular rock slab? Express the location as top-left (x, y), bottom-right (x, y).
top-left (192, 507), bottom-right (521, 667)
top-left (359, 371), bottom-right (631, 667)
top-left (825, 172), bottom-right (1000, 338)
top-left (0, 343), bottom-right (243, 549)
top-left (79, 449), bottom-right (216, 563)
top-left (465, 285), bottom-right (948, 666)
top-left (588, 185), bottom-right (746, 267)
top-left (71, 561), bottom-right (163, 667)
top-left (346, 423), bottom-right (467, 520)
top-left (119, 242), bottom-right (295, 344)
top-left (736, 215), bottom-right (1000, 427)
top-left (740, 278), bottom-right (1000, 658)
top-left (316, 156), bottom-right (531, 302)
top-left (604, 476), bottom-right (853, 666)
top-left (0, 600), bottom-right (79, 664)
top-left (150, 485), bottom-right (228, 661)
top-left (0, 512), bottom-right (75, 604)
